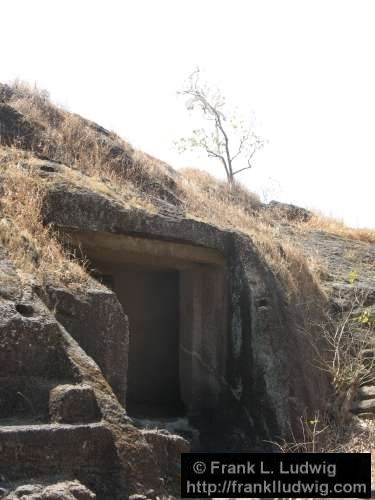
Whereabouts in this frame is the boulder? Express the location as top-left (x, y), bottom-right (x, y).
top-left (0, 104), bottom-right (43, 149)
top-left (357, 385), bottom-right (375, 399)
top-left (5, 480), bottom-right (96, 499)
top-left (49, 384), bottom-right (101, 424)
top-left (43, 285), bottom-right (129, 405)
top-left (0, 298), bottom-right (73, 379)
top-left (352, 398), bottom-right (375, 414)
top-left (41, 179), bottom-right (331, 443)
top-left (268, 200), bottom-right (313, 222)
top-left (14, 484), bottom-right (43, 497)
top-left (41, 480), bottom-right (96, 499)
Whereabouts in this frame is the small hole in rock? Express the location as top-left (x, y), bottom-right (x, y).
top-left (15, 303), bottom-right (35, 317)
top-left (256, 298), bottom-right (268, 307)
top-left (40, 164), bottom-right (56, 173)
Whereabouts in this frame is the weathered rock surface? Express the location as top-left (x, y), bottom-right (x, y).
top-left (268, 200), bottom-right (313, 221)
top-left (226, 232), bottom-right (330, 440)
top-left (5, 479), bottom-right (96, 499)
top-left (41, 174), bottom-right (331, 443)
top-left (0, 298), bottom-right (73, 379)
top-left (0, 249), bottom-right (188, 498)
top-left (285, 228), bottom-right (375, 294)
top-left (42, 181), bottom-right (228, 252)
top-left (352, 398), bottom-right (375, 413)
top-left (283, 226), bottom-right (375, 419)
top-left (42, 285), bottom-right (129, 404)
top-left (0, 423), bottom-right (119, 496)
top-left (4, 99), bottom-right (369, 496)
top-left (49, 384), bottom-right (101, 424)
top-left (353, 398), bottom-right (375, 413)
top-left (357, 385), bottom-right (375, 399)
top-left (0, 104), bottom-right (43, 149)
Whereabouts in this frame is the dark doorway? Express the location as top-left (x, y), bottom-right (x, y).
top-left (92, 261), bottom-right (184, 418)
top-left (73, 230), bottom-right (228, 423)
top-left (120, 267), bottom-right (183, 417)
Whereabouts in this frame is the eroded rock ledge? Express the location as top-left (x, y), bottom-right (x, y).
top-left (0, 250), bottom-right (188, 499)
top-left (0, 95), bottom-right (336, 497)
top-left (40, 168), bottom-right (331, 443)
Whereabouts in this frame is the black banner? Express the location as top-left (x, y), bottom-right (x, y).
top-left (181, 453), bottom-right (371, 498)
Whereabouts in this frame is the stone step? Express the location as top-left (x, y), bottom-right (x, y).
top-left (357, 385), bottom-right (375, 400)
top-left (0, 416), bottom-right (45, 426)
top-left (0, 376), bottom-right (72, 422)
top-left (0, 380), bottom-right (101, 426)
top-left (0, 422), bottom-right (120, 499)
top-left (351, 398), bottom-right (375, 415)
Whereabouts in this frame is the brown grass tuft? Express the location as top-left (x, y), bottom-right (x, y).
top-left (1, 81), bottom-right (374, 468)
top-left (3, 81), bottom-right (177, 208)
top-left (181, 168), bottom-right (262, 212)
top-left (180, 168), bottom-right (324, 301)
top-left (6, 82), bottom-right (323, 300)
top-left (0, 156), bottom-right (89, 288)
top-left (299, 212), bottom-right (375, 244)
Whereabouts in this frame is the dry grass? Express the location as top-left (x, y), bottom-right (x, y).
top-left (1, 81), bottom-right (327, 303)
top-left (181, 167), bottom-right (262, 212)
top-left (2, 82), bottom-right (373, 336)
top-left (274, 410), bottom-right (375, 453)
top-left (5, 81), bottom-right (375, 243)
top-left (1, 81), bottom-right (374, 483)
top-left (273, 412), bottom-right (375, 492)
top-left (180, 168), bottom-right (324, 301)
top-left (301, 291), bottom-right (375, 398)
top-left (0, 154), bottom-right (89, 288)
top-left (300, 212), bottom-right (375, 244)
top-left (271, 299), bottom-right (375, 488)
top-left (179, 171), bottom-right (374, 470)
top-left (2, 81), bottom-right (175, 207)
top-left (50, 156), bottom-right (157, 213)
top-left (286, 418), bottom-right (375, 495)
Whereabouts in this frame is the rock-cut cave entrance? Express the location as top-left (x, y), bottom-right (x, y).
top-left (66, 230), bottom-right (229, 422)
top-left (94, 263), bottom-right (184, 418)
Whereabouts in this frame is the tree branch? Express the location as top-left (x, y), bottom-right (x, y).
top-left (207, 149), bottom-right (230, 179)
top-left (178, 71), bottom-right (262, 186)
top-left (230, 133), bottom-right (249, 162)
top-left (232, 165), bottom-right (252, 176)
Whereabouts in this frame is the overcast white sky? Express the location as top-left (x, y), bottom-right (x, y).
top-left (1, 0), bottom-right (374, 228)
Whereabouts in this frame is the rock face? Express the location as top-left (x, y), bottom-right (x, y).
top-left (268, 200), bottom-right (313, 222)
top-left (42, 285), bottom-right (129, 404)
top-left (5, 479), bottom-right (96, 499)
top-left (352, 398), bottom-right (375, 414)
top-left (0, 423), bottom-right (119, 495)
top-left (227, 234), bottom-right (329, 440)
top-left (41, 176), bottom-right (331, 444)
top-left (0, 298), bottom-right (72, 380)
top-left (282, 226), bottom-right (375, 421)
top-left (49, 384), bottom-right (101, 424)
top-left (0, 104), bottom-right (42, 149)
top-left (0, 100), bottom-right (343, 497)
top-left (0, 248), bottom-right (188, 498)
top-left (0, 253), bottom-right (121, 497)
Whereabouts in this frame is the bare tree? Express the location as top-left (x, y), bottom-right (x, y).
top-left (176, 68), bottom-right (263, 187)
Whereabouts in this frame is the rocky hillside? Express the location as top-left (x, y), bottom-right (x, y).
top-left (285, 226), bottom-right (375, 419)
top-left (0, 82), bottom-right (373, 498)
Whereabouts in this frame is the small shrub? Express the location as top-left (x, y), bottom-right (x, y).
top-left (348, 269), bottom-right (359, 284)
